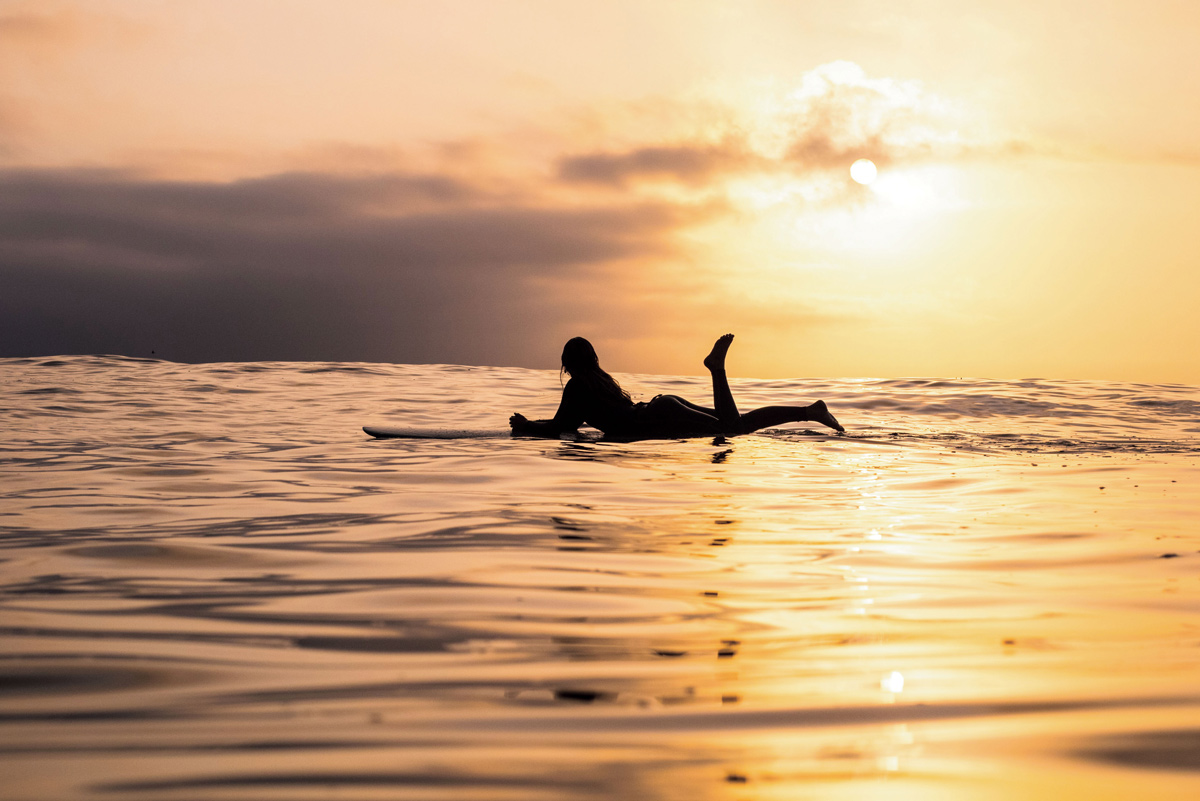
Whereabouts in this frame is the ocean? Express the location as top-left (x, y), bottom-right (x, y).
top-left (2, 355), bottom-right (1199, 800)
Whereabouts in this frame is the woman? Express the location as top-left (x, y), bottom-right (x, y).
top-left (509, 334), bottom-right (843, 439)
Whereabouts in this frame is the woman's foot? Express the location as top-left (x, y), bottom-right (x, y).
top-left (703, 333), bottom-right (734, 372)
top-left (809, 400), bottom-right (844, 432)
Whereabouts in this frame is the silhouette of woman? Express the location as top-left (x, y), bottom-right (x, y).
top-left (509, 334), bottom-right (843, 439)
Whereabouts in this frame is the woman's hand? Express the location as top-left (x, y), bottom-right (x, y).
top-left (509, 412), bottom-right (528, 430)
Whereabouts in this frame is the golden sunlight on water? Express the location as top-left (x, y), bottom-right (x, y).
top-left (1, 358), bottom-right (1199, 799)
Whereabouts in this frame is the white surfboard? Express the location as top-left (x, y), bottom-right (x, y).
top-left (362, 426), bottom-right (514, 439)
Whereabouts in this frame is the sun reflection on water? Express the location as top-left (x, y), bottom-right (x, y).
top-left (882, 670), bottom-right (906, 693)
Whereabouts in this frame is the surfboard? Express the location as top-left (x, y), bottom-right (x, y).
top-left (363, 425), bottom-right (609, 441)
top-left (363, 426), bottom-right (513, 439)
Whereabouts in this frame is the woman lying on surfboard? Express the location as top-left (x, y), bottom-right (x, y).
top-left (509, 334), bottom-right (844, 440)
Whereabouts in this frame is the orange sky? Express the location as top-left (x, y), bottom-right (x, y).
top-left (2, 0), bottom-right (1198, 381)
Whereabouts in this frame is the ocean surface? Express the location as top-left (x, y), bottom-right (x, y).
top-left (2, 355), bottom-right (1199, 800)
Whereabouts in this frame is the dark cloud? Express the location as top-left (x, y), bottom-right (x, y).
top-left (0, 168), bottom-right (703, 365)
top-left (559, 141), bottom-right (756, 187)
top-left (557, 131), bottom-right (893, 190)
top-left (784, 129), bottom-right (886, 169)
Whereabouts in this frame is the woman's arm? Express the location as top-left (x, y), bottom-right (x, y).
top-left (508, 412), bottom-right (565, 437)
top-left (510, 381), bottom-right (586, 437)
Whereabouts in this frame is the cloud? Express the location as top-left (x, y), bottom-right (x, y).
top-left (779, 61), bottom-right (969, 162)
top-left (0, 168), bottom-right (711, 365)
top-left (559, 140), bottom-right (757, 187)
top-left (558, 61), bottom-right (1001, 190)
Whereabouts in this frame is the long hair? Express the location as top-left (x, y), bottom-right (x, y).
top-left (561, 337), bottom-right (631, 403)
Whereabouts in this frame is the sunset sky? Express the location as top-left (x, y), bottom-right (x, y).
top-left (2, 0), bottom-right (1198, 381)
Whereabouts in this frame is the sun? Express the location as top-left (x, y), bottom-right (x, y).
top-left (850, 158), bottom-right (878, 185)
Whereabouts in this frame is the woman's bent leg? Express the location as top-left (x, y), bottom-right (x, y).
top-left (703, 334), bottom-right (741, 434)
